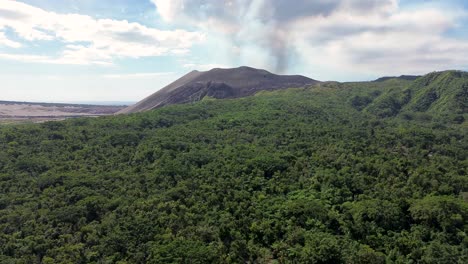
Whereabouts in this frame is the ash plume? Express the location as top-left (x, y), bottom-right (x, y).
top-left (152, 0), bottom-right (399, 73)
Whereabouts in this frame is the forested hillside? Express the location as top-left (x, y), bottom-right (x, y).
top-left (366, 71), bottom-right (468, 119)
top-left (0, 72), bottom-right (467, 263)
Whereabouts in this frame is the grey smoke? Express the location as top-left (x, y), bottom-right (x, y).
top-left (154, 0), bottom-right (396, 72)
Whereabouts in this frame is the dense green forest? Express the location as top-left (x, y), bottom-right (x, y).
top-left (0, 71), bottom-right (467, 263)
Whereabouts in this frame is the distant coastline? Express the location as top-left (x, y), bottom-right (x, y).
top-left (0, 100), bottom-right (135, 107)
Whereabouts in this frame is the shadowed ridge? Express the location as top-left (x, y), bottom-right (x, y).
top-left (118, 66), bottom-right (320, 114)
top-left (118, 70), bottom-right (204, 114)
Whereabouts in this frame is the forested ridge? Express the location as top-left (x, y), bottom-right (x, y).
top-left (0, 71), bottom-right (467, 263)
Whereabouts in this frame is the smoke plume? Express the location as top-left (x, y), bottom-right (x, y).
top-left (151, 0), bottom-right (400, 72)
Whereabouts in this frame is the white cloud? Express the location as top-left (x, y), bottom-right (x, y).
top-left (289, 8), bottom-right (468, 76)
top-left (183, 63), bottom-right (232, 71)
top-left (0, 0), bottom-right (205, 65)
top-left (152, 0), bottom-right (468, 77)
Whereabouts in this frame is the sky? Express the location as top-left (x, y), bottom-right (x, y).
top-left (0, 0), bottom-right (468, 103)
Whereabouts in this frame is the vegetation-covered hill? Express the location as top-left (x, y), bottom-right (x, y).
top-left (0, 71), bottom-right (467, 263)
top-left (366, 71), bottom-right (468, 119)
top-left (404, 71), bottom-right (468, 114)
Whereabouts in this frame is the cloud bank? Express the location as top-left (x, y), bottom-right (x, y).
top-left (152, 0), bottom-right (468, 75)
top-left (0, 0), bottom-right (205, 65)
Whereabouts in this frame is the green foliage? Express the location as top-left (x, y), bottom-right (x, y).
top-left (350, 95), bottom-right (373, 111)
top-left (409, 195), bottom-right (467, 233)
top-left (365, 71), bottom-right (468, 121)
top-left (365, 89), bottom-right (411, 117)
top-left (0, 74), bottom-right (466, 263)
top-left (404, 71), bottom-right (468, 115)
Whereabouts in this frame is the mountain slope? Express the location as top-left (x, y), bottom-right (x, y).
top-left (403, 70), bottom-right (468, 114)
top-left (365, 70), bottom-right (468, 118)
top-left (119, 66), bottom-right (319, 113)
top-left (0, 72), bottom-right (466, 263)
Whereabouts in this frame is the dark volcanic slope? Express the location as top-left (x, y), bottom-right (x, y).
top-left (119, 66), bottom-right (319, 113)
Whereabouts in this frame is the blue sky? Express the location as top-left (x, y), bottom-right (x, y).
top-left (0, 0), bottom-right (468, 102)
